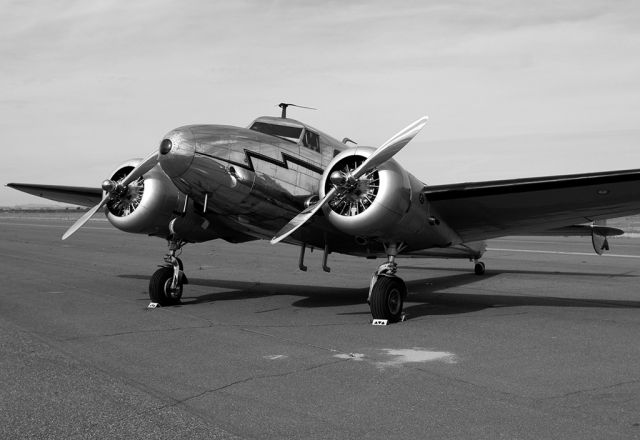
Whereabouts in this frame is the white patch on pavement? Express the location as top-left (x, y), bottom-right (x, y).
top-left (378, 348), bottom-right (457, 366)
top-left (487, 247), bottom-right (640, 259)
top-left (264, 355), bottom-right (288, 360)
top-left (334, 353), bottom-right (365, 361)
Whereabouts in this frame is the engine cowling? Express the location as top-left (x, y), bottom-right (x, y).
top-left (105, 159), bottom-right (186, 237)
top-left (319, 147), bottom-right (413, 237)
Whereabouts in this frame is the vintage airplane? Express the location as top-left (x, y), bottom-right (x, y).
top-left (8, 103), bottom-right (640, 322)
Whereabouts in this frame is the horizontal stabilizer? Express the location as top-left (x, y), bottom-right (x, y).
top-left (591, 226), bottom-right (614, 256)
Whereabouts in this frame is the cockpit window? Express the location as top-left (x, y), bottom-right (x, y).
top-left (302, 130), bottom-right (320, 152)
top-left (250, 122), bottom-right (303, 143)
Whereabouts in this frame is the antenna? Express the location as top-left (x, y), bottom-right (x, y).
top-left (278, 103), bottom-right (317, 118)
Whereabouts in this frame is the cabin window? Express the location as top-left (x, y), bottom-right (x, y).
top-left (250, 122), bottom-right (302, 144)
top-left (302, 130), bottom-right (320, 152)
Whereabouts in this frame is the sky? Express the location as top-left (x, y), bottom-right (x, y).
top-left (2, 0), bottom-right (640, 205)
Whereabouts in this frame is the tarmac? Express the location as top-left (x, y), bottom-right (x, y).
top-left (1, 214), bottom-right (640, 439)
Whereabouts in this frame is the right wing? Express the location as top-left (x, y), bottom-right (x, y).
top-left (424, 168), bottom-right (640, 243)
top-left (6, 183), bottom-right (102, 208)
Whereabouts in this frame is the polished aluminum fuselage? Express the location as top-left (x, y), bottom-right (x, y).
top-left (157, 118), bottom-right (483, 259)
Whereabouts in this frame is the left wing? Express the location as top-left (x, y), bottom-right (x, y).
top-left (6, 183), bottom-right (102, 208)
top-left (424, 168), bottom-right (640, 242)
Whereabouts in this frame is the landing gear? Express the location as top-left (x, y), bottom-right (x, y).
top-left (370, 276), bottom-right (406, 322)
top-left (474, 260), bottom-right (486, 275)
top-left (149, 266), bottom-right (182, 305)
top-left (368, 243), bottom-right (407, 323)
top-left (149, 239), bottom-right (188, 306)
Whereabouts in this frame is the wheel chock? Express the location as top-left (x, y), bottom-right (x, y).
top-left (371, 314), bottom-right (406, 326)
top-left (147, 302), bottom-right (160, 309)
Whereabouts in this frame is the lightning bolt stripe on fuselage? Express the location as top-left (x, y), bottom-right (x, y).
top-left (197, 149), bottom-right (325, 175)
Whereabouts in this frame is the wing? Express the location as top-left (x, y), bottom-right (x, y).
top-left (7, 183), bottom-right (102, 207)
top-left (424, 169), bottom-right (640, 242)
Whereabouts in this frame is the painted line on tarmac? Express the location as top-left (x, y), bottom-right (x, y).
top-left (492, 238), bottom-right (640, 248)
top-left (488, 247), bottom-right (640, 259)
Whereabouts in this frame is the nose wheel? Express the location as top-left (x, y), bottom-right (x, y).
top-left (149, 240), bottom-right (188, 306)
top-left (369, 276), bottom-right (407, 322)
top-left (149, 266), bottom-right (183, 305)
top-left (368, 242), bottom-right (407, 323)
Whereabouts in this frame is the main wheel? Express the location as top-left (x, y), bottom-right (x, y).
top-left (474, 262), bottom-right (486, 275)
top-left (149, 267), bottom-right (182, 306)
top-left (369, 276), bottom-right (406, 322)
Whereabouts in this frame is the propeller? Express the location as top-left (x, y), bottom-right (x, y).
top-left (271, 116), bottom-right (428, 244)
top-left (62, 150), bottom-right (159, 240)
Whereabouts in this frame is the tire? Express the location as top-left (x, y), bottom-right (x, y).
top-left (369, 276), bottom-right (406, 322)
top-left (474, 262), bottom-right (486, 275)
top-left (149, 267), bottom-right (182, 306)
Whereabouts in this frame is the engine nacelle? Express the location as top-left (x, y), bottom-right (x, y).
top-left (105, 159), bottom-right (186, 237)
top-left (319, 147), bottom-right (416, 238)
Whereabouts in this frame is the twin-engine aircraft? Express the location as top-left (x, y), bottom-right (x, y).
top-left (8, 104), bottom-right (640, 322)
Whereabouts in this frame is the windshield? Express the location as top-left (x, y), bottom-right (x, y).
top-left (250, 122), bottom-right (303, 144)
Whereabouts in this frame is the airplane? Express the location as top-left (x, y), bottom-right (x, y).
top-left (7, 103), bottom-right (640, 323)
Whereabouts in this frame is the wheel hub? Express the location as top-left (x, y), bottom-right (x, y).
top-left (387, 289), bottom-right (402, 314)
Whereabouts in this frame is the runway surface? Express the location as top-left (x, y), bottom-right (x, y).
top-left (1, 214), bottom-right (640, 439)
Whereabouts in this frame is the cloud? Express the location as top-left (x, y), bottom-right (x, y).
top-left (2, 0), bottom-right (640, 205)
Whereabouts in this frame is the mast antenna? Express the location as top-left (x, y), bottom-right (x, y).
top-left (277, 103), bottom-right (317, 118)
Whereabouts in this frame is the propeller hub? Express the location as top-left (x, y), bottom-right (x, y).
top-left (159, 138), bottom-right (173, 155)
top-left (101, 179), bottom-right (117, 193)
top-left (330, 171), bottom-right (347, 188)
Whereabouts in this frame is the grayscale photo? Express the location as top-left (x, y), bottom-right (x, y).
top-left (2, 1), bottom-right (640, 438)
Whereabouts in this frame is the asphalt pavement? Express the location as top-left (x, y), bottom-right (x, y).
top-left (1, 214), bottom-right (639, 439)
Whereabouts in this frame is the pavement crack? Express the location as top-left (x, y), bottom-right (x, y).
top-left (414, 366), bottom-right (530, 401)
top-left (540, 378), bottom-right (640, 401)
top-left (141, 358), bottom-right (347, 414)
top-left (61, 324), bottom-right (215, 341)
top-left (240, 327), bottom-right (341, 354)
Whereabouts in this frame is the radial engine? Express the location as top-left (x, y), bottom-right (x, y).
top-left (104, 160), bottom-right (216, 242)
top-left (318, 148), bottom-right (431, 244)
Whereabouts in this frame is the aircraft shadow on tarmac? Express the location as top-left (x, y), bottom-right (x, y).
top-left (402, 274), bottom-right (640, 319)
top-left (120, 268), bottom-right (640, 319)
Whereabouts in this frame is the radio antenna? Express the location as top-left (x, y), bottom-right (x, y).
top-left (277, 103), bottom-right (317, 118)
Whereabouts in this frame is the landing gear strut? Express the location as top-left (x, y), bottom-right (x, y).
top-left (149, 239), bottom-right (188, 306)
top-left (368, 243), bottom-right (407, 323)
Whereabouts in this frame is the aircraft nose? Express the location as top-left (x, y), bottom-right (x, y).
top-left (158, 127), bottom-right (195, 178)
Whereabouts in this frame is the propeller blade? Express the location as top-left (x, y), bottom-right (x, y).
top-left (62, 194), bottom-right (110, 240)
top-left (120, 150), bottom-right (158, 187)
top-left (62, 150), bottom-right (158, 240)
top-left (351, 116), bottom-right (428, 180)
top-left (270, 187), bottom-right (337, 244)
